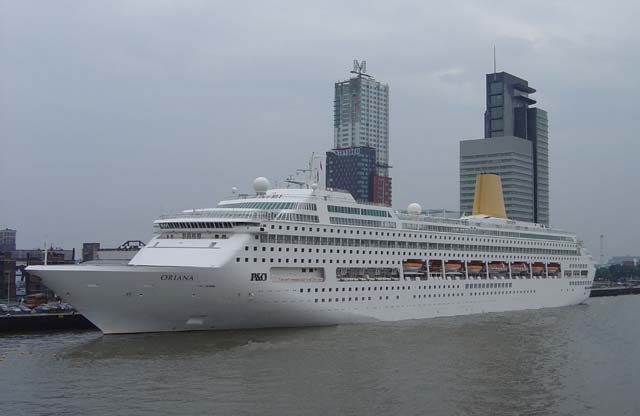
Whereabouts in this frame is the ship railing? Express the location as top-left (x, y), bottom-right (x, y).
top-left (396, 213), bottom-right (464, 226)
top-left (221, 193), bottom-right (288, 201)
top-left (395, 212), bottom-right (572, 236)
top-left (158, 209), bottom-right (277, 222)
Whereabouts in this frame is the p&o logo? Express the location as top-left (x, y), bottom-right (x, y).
top-left (250, 273), bottom-right (267, 281)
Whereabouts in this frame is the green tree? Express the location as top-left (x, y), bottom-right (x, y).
top-left (595, 267), bottom-right (611, 279)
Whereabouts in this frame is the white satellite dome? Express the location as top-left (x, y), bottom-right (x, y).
top-left (253, 177), bottom-right (270, 194)
top-left (408, 202), bottom-right (422, 215)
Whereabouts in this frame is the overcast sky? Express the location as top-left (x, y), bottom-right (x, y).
top-left (1, 0), bottom-right (638, 260)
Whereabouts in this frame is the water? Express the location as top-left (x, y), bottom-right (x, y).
top-left (1, 297), bottom-right (639, 416)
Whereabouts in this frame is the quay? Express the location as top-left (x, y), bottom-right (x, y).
top-left (0, 312), bottom-right (96, 333)
top-left (590, 286), bottom-right (640, 297)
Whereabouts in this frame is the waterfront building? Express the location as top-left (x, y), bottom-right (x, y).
top-left (460, 136), bottom-right (534, 221)
top-left (326, 147), bottom-right (377, 202)
top-left (370, 173), bottom-right (392, 206)
top-left (330, 61), bottom-right (392, 205)
top-left (334, 61), bottom-right (390, 175)
top-left (82, 240), bottom-right (144, 263)
top-left (608, 256), bottom-right (639, 266)
top-left (0, 253), bottom-right (17, 300)
top-left (82, 242), bottom-right (101, 262)
top-left (460, 71), bottom-right (549, 225)
top-left (0, 228), bottom-right (17, 253)
top-left (325, 146), bottom-right (393, 206)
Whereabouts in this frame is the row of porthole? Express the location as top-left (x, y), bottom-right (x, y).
top-left (238, 257), bottom-right (575, 267)
top-left (295, 280), bottom-right (572, 296)
top-left (255, 240), bottom-right (575, 258)
top-left (251, 245), bottom-right (573, 259)
top-left (301, 285), bottom-right (433, 294)
top-left (299, 284), bottom-right (511, 293)
top-left (239, 257), bottom-right (399, 265)
top-left (249, 244), bottom-right (578, 263)
top-left (311, 290), bottom-right (537, 304)
top-left (569, 281), bottom-right (591, 286)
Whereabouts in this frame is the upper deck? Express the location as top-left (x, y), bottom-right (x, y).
top-left (154, 188), bottom-right (575, 243)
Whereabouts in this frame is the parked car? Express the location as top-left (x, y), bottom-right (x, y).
top-left (16, 305), bottom-right (33, 314)
top-left (7, 306), bottom-right (27, 315)
top-left (58, 303), bottom-right (75, 312)
top-left (34, 304), bottom-right (53, 313)
top-left (0, 304), bottom-right (9, 314)
top-left (46, 304), bottom-right (65, 313)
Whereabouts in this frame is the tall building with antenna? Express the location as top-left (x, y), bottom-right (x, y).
top-left (460, 70), bottom-right (550, 225)
top-left (328, 61), bottom-right (392, 205)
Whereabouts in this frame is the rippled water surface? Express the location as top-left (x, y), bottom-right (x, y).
top-left (1, 297), bottom-right (639, 416)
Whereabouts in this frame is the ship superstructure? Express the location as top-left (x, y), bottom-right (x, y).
top-left (28, 176), bottom-right (594, 334)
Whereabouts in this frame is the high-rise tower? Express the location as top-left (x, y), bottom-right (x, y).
top-left (334, 61), bottom-right (390, 175)
top-left (460, 71), bottom-right (549, 225)
top-left (328, 61), bottom-right (392, 206)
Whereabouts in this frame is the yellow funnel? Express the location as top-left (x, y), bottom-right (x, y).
top-left (472, 174), bottom-right (507, 218)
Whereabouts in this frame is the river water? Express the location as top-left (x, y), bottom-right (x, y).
top-left (1, 296), bottom-right (639, 416)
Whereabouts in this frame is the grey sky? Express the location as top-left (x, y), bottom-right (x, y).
top-left (1, 0), bottom-right (638, 259)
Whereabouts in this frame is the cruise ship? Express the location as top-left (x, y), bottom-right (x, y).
top-left (28, 174), bottom-right (595, 334)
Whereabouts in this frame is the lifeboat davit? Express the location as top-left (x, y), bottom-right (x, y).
top-left (547, 264), bottom-right (560, 275)
top-left (429, 261), bottom-right (442, 272)
top-left (532, 263), bottom-right (545, 274)
top-left (488, 262), bottom-right (508, 273)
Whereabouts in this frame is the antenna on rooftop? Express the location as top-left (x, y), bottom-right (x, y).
top-left (493, 45), bottom-right (497, 80)
top-left (351, 60), bottom-right (371, 78)
top-left (600, 234), bottom-right (605, 266)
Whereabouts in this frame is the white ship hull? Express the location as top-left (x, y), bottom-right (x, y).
top-left (28, 262), bottom-right (592, 335)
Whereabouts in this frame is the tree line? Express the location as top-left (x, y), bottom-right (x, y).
top-left (596, 263), bottom-right (640, 281)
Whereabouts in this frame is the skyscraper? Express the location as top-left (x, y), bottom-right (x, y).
top-left (328, 61), bottom-right (392, 205)
top-left (460, 72), bottom-right (549, 225)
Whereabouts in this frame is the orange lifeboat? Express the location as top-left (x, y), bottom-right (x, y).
top-left (445, 261), bottom-right (463, 273)
top-left (403, 259), bottom-right (425, 273)
top-left (511, 262), bottom-right (529, 273)
top-left (532, 263), bottom-right (545, 274)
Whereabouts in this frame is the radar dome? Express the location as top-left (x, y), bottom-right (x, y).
top-left (231, 186), bottom-right (238, 194)
top-left (253, 177), bottom-right (270, 194)
top-left (408, 203), bottom-right (422, 215)
top-left (310, 182), bottom-right (318, 190)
